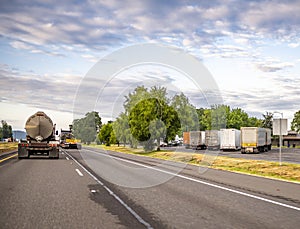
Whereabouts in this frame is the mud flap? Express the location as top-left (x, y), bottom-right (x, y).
top-left (18, 146), bottom-right (29, 159)
top-left (49, 147), bottom-right (59, 159)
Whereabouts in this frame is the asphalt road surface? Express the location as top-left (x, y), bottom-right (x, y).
top-left (0, 147), bottom-right (300, 228)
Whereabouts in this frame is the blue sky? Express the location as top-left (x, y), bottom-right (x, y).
top-left (0, 0), bottom-right (300, 130)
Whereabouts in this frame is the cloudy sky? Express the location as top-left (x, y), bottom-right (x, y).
top-left (1, 0), bottom-right (300, 130)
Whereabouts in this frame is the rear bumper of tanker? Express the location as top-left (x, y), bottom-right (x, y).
top-left (18, 144), bottom-right (59, 159)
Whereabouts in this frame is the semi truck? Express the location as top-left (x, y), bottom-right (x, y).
top-left (220, 129), bottom-right (241, 151)
top-left (241, 127), bottom-right (271, 153)
top-left (205, 130), bottom-right (220, 150)
top-left (189, 131), bottom-right (206, 150)
top-left (60, 129), bottom-right (81, 149)
top-left (18, 111), bottom-right (59, 159)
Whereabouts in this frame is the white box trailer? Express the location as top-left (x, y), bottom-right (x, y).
top-left (205, 130), bottom-right (220, 150)
top-left (189, 131), bottom-right (206, 149)
top-left (220, 129), bottom-right (241, 151)
top-left (241, 127), bottom-right (272, 153)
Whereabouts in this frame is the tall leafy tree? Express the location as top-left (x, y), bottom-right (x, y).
top-left (210, 104), bottom-right (228, 130)
top-left (72, 111), bottom-right (102, 144)
top-left (129, 96), bottom-right (180, 151)
top-left (291, 110), bottom-right (300, 132)
top-left (261, 112), bottom-right (273, 130)
top-left (197, 108), bottom-right (212, 130)
top-left (1, 120), bottom-right (13, 139)
top-left (227, 108), bottom-right (249, 129)
top-left (171, 93), bottom-right (198, 132)
top-left (98, 122), bottom-right (116, 146)
top-left (124, 86), bottom-right (149, 114)
top-left (247, 117), bottom-right (262, 127)
top-left (113, 112), bottom-right (131, 147)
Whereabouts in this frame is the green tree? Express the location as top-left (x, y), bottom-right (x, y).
top-left (171, 93), bottom-right (198, 132)
top-left (247, 117), bottom-right (262, 127)
top-left (1, 120), bottom-right (13, 139)
top-left (261, 112), bottom-right (273, 130)
top-left (129, 96), bottom-right (180, 151)
top-left (291, 110), bottom-right (300, 132)
top-left (211, 104), bottom-right (227, 130)
top-left (227, 108), bottom-right (249, 129)
top-left (98, 123), bottom-right (116, 146)
top-left (124, 86), bottom-right (149, 114)
top-left (73, 111), bottom-right (102, 144)
top-left (198, 108), bottom-right (212, 130)
top-left (113, 112), bottom-right (131, 147)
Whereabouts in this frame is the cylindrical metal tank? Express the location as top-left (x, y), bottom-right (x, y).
top-left (25, 111), bottom-right (54, 141)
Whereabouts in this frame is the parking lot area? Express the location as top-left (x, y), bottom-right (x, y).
top-left (166, 146), bottom-right (300, 164)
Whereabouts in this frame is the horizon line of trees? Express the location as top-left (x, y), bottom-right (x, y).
top-left (73, 85), bottom-right (291, 151)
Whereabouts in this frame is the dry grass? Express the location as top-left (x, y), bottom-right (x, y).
top-left (86, 144), bottom-right (300, 183)
top-left (0, 142), bottom-right (18, 154)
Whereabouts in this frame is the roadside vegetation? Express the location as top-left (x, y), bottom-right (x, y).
top-left (0, 142), bottom-right (18, 154)
top-left (0, 120), bottom-right (13, 141)
top-left (86, 144), bottom-right (300, 183)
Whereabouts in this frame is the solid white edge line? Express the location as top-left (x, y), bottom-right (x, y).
top-left (63, 150), bottom-right (153, 229)
top-left (84, 148), bottom-right (300, 212)
top-left (75, 168), bottom-right (83, 177)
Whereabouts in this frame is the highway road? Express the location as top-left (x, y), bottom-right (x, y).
top-left (0, 147), bottom-right (300, 228)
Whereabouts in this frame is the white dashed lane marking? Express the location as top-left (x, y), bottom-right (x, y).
top-left (75, 169), bottom-right (83, 177)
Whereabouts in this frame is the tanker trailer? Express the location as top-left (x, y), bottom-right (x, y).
top-left (18, 111), bottom-right (59, 159)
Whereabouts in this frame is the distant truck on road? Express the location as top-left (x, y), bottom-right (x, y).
top-left (241, 127), bottom-right (271, 153)
top-left (60, 129), bottom-right (81, 149)
top-left (220, 129), bottom-right (241, 151)
top-left (18, 111), bottom-right (59, 159)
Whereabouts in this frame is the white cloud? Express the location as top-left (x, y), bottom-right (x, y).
top-left (288, 43), bottom-right (300, 48)
top-left (0, 64), bottom-right (81, 114)
top-left (255, 59), bottom-right (294, 72)
top-left (10, 41), bottom-right (33, 50)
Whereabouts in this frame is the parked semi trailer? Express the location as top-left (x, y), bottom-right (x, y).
top-left (183, 132), bottom-right (190, 148)
top-left (241, 127), bottom-right (271, 153)
top-left (205, 130), bottom-right (220, 150)
top-left (18, 111), bottom-right (59, 159)
top-left (189, 131), bottom-right (206, 150)
top-left (220, 129), bottom-right (241, 151)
